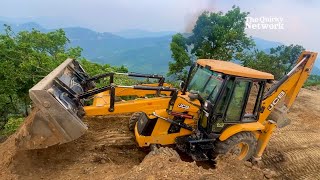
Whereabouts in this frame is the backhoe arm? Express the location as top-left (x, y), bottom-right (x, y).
top-left (251, 51), bottom-right (318, 159)
top-left (258, 51), bottom-right (318, 124)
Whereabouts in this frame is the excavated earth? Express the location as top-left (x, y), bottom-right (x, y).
top-left (262, 87), bottom-right (320, 179)
top-left (0, 88), bottom-right (319, 179)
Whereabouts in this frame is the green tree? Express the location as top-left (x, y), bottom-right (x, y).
top-left (239, 50), bottom-right (286, 79)
top-left (270, 44), bottom-right (305, 73)
top-left (168, 33), bottom-right (191, 80)
top-left (0, 26), bottom-right (83, 117)
top-left (168, 6), bottom-right (254, 80)
top-left (240, 44), bottom-right (305, 80)
top-left (304, 75), bottom-right (320, 87)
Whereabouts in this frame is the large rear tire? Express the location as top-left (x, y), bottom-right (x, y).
top-left (128, 112), bottom-right (143, 131)
top-left (215, 132), bottom-right (257, 161)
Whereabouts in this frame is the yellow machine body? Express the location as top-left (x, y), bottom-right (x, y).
top-left (83, 51), bottom-right (317, 159)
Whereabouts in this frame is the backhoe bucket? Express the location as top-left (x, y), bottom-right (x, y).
top-left (15, 59), bottom-right (94, 150)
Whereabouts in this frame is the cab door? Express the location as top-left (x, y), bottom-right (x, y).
top-left (211, 77), bottom-right (252, 133)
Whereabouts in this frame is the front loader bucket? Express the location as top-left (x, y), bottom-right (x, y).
top-left (15, 59), bottom-right (94, 150)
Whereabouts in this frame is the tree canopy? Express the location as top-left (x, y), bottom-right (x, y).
top-left (240, 44), bottom-right (305, 79)
top-left (168, 33), bottom-right (192, 80)
top-left (168, 6), bottom-right (254, 80)
top-left (189, 7), bottom-right (254, 60)
top-left (168, 6), bottom-right (306, 81)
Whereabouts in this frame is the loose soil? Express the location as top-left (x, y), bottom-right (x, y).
top-left (0, 88), bottom-right (319, 179)
top-left (262, 88), bottom-right (320, 179)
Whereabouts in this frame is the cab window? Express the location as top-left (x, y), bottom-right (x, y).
top-left (215, 80), bottom-right (233, 114)
top-left (187, 66), bottom-right (223, 101)
top-left (225, 80), bottom-right (250, 122)
top-left (245, 82), bottom-right (258, 114)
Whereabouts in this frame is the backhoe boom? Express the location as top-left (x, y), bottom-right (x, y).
top-left (259, 51), bottom-right (318, 124)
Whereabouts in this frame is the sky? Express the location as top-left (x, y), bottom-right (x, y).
top-left (0, 0), bottom-right (319, 52)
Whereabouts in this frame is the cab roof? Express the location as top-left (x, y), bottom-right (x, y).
top-left (197, 59), bottom-right (274, 80)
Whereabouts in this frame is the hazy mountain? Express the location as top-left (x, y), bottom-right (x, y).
top-left (113, 29), bottom-right (176, 39)
top-left (313, 58), bottom-right (320, 75)
top-left (68, 33), bottom-right (172, 74)
top-left (312, 66), bottom-right (320, 75)
top-left (252, 37), bottom-right (283, 52)
top-left (315, 57), bottom-right (320, 68)
top-left (0, 21), bottom-right (45, 33)
top-left (0, 16), bottom-right (79, 29)
top-left (64, 27), bottom-right (123, 40)
top-left (66, 29), bottom-right (288, 74)
top-left (0, 21), bottom-right (318, 75)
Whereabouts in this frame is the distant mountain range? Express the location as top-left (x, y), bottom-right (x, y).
top-left (0, 21), bottom-right (319, 75)
top-left (112, 29), bottom-right (176, 39)
top-left (253, 37), bottom-right (283, 52)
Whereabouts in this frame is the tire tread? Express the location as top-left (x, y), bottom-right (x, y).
top-left (215, 132), bottom-right (257, 161)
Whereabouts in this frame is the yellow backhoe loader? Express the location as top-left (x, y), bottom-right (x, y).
top-left (15, 51), bottom-right (317, 161)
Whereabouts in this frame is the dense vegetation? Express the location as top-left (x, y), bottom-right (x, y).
top-left (239, 45), bottom-right (305, 79)
top-left (0, 26), bottom-right (130, 132)
top-left (304, 75), bottom-right (320, 87)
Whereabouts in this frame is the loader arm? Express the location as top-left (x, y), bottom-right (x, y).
top-left (15, 58), bottom-right (177, 149)
top-left (84, 86), bottom-right (174, 116)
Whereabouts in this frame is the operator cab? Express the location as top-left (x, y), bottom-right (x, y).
top-left (185, 59), bottom-right (274, 135)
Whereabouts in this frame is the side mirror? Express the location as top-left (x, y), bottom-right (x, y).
top-left (188, 90), bottom-right (205, 104)
top-left (188, 91), bottom-right (199, 101)
top-left (203, 100), bottom-right (213, 111)
top-left (179, 81), bottom-right (185, 90)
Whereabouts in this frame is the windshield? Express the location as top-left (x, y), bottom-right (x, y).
top-left (187, 66), bottom-right (223, 102)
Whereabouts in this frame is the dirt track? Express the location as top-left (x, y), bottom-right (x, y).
top-left (262, 88), bottom-right (320, 179)
top-left (0, 88), bottom-right (319, 179)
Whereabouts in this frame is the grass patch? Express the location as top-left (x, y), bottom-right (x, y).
top-left (304, 75), bottom-right (320, 87)
top-left (0, 117), bottom-right (24, 136)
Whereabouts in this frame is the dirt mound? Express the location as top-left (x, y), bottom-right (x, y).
top-left (0, 135), bottom-right (19, 180)
top-left (118, 147), bottom-right (272, 180)
top-left (0, 115), bottom-right (146, 180)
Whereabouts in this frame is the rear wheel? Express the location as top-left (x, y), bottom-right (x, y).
top-left (215, 132), bottom-right (257, 161)
top-left (128, 112), bottom-right (143, 131)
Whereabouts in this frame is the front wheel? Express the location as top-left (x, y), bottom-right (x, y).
top-left (214, 132), bottom-right (257, 161)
